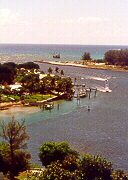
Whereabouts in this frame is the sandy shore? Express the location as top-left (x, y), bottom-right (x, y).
top-left (0, 101), bottom-right (32, 115)
top-left (0, 104), bottom-right (40, 116)
top-left (35, 59), bottom-right (88, 68)
top-left (35, 60), bottom-right (128, 71)
top-left (0, 101), bottom-right (22, 109)
top-left (0, 96), bottom-right (58, 114)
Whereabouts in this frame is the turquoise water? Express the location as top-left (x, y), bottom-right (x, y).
top-left (0, 44), bottom-right (128, 171)
top-left (0, 44), bottom-right (128, 63)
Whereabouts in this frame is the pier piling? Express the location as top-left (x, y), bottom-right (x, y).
top-left (87, 105), bottom-right (90, 111)
top-left (58, 104), bottom-right (60, 110)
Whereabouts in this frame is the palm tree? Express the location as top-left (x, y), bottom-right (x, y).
top-left (48, 67), bottom-right (53, 74)
top-left (55, 67), bottom-right (59, 73)
top-left (60, 70), bottom-right (64, 76)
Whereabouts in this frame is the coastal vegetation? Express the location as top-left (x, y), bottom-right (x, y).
top-left (0, 62), bottom-right (39, 85)
top-left (38, 142), bottom-right (79, 168)
top-left (0, 118), bottom-right (31, 180)
top-left (81, 52), bottom-right (92, 62)
top-left (0, 61), bottom-right (73, 109)
top-left (0, 63), bottom-right (16, 85)
top-left (104, 49), bottom-right (128, 66)
top-left (0, 119), bottom-right (128, 179)
top-left (81, 49), bottom-right (128, 70)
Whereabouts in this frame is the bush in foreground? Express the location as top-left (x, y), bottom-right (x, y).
top-left (36, 141), bottom-right (128, 180)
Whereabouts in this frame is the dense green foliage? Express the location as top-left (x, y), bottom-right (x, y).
top-left (112, 169), bottom-right (128, 180)
top-left (80, 50), bottom-right (128, 67)
top-left (38, 142), bottom-right (114, 180)
top-left (48, 67), bottom-right (53, 74)
top-left (19, 61), bottom-right (39, 69)
top-left (0, 118), bottom-right (31, 180)
top-left (4, 62), bottom-right (17, 69)
top-left (104, 49), bottom-right (128, 66)
top-left (0, 128), bottom-right (128, 180)
top-left (0, 142), bottom-right (31, 177)
top-left (79, 154), bottom-right (113, 180)
top-left (21, 73), bottom-right (40, 93)
top-left (38, 75), bottom-right (73, 94)
top-left (0, 64), bottom-right (16, 84)
top-left (81, 52), bottom-right (92, 61)
top-left (0, 61), bottom-right (39, 85)
top-left (38, 142), bottom-right (79, 167)
top-left (36, 161), bottom-right (79, 180)
top-left (0, 144), bottom-right (10, 175)
top-left (28, 141), bottom-right (128, 180)
top-left (0, 61), bottom-right (73, 103)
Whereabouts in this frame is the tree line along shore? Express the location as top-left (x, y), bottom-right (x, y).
top-left (0, 61), bottom-right (74, 110)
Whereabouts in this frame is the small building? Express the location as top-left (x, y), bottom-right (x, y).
top-left (9, 84), bottom-right (22, 90)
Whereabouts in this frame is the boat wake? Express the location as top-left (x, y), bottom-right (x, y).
top-left (80, 75), bottom-right (112, 93)
top-left (83, 75), bottom-right (111, 81)
top-left (90, 77), bottom-right (107, 81)
top-left (97, 87), bottom-right (112, 93)
top-left (91, 84), bottom-right (112, 93)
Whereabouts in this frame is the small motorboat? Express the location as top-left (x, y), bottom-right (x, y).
top-left (45, 104), bottom-right (54, 110)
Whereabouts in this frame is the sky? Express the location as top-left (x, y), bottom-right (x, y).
top-left (0, 0), bottom-right (128, 45)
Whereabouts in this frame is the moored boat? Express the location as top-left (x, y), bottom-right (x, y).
top-left (45, 103), bottom-right (54, 110)
top-left (79, 93), bottom-right (87, 98)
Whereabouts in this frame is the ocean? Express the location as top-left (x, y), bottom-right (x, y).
top-left (0, 44), bottom-right (128, 171)
top-left (0, 44), bottom-right (128, 63)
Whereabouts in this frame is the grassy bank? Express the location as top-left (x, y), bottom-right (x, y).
top-left (0, 93), bottom-right (57, 110)
top-left (36, 60), bottom-right (128, 72)
top-left (22, 94), bottom-right (56, 102)
top-left (1, 93), bottom-right (56, 103)
top-left (82, 63), bottom-right (128, 71)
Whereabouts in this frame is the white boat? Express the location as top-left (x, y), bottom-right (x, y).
top-left (45, 104), bottom-right (54, 110)
top-left (79, 93), bottom-right (87, 98)
top-left (74, 92), bottom-right (87, 98)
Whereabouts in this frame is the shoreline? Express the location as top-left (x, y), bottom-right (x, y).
top-left (35, 60), bottom-right (128, 72)
top-left (0, 101), bottom-right (22, 110)
top-left (0, 105), bottom-right (40, 116)
top-left (0, 95), bottom-right (58, 111)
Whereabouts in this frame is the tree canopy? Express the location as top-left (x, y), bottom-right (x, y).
top-left (19, 62), bottom-right (39, 69)
top-left (48, 67), bottom-right (53, 74)
top-left (0, 118), bottom-right (30, 180)
top-left (79, 154), bottom-right (113, 180)
top-left (0, 61), bottom-right (39, 85)
top-left (0, 64), bottom-right (16, 84)
top-left (4, 62), bottom-right (17, 69)
top-left (38, 141), bottom-right (79, 167)
top-left (104, 49), bottom-right (128, 66)
top-left (29, 141), bottom-right (128, 180)
top-left (81, 52), bottom-right (92, 61)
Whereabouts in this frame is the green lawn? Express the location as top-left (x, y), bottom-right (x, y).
top-left (83, 63), bottom-right (128, 71)
top-left (1, 94), bottom-right (20, 101)
top-left (25, 94), bottom-right (56, 102)
top-left (1, 93), bottom-right (56, 103)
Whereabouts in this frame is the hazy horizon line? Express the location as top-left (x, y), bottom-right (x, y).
top-left (0, 43), bottom-right (128, 46)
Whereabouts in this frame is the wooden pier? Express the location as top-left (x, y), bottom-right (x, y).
top-left (73, 84), bottom-right (97, 99)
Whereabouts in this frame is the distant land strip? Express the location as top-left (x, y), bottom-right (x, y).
top-left (35, 60), bottom-right (128, 71)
